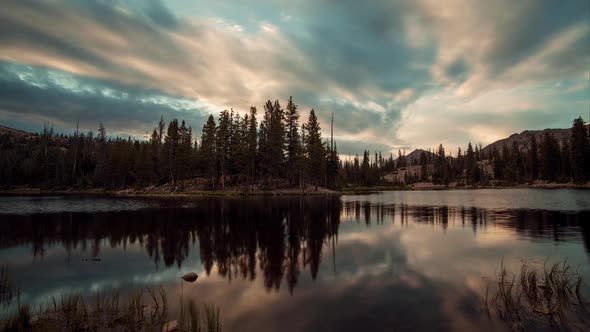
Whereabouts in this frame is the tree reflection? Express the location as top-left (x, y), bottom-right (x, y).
top-left (341, 201), bottom-right (589, 246)
top-left (1, 197), bottom-right (589, 294)
top-left (0, 196), bottom-right (341, 293)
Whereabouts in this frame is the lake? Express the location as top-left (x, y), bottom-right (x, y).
top-left (1, 189), bottom-right (589, 331)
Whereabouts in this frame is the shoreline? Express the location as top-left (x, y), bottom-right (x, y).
top-left (0, 182), bottom-right (588, 198)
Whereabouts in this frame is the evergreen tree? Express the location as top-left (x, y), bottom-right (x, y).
top-left (247, 106), bottom-right (258, 188)
top-left (258, 100), bottom-right (285, 183)
top-left (465, 142), bottom-right (475, 184)
top-left (135, 142), bottom-right (154, 185)
top-left (361, 150), bottom-right (370, 185)
top-left (178, 120), bottom-right (193, 187)
top-left (200, 115), bottom-right (217, 189)
top-left (269, 100), bottom-right (285, 181)
top-left (397, 150), bottom-right (407, 168)
top-left (419, 151), bottom-right (428, 181)
top-left (570, 117), bottom-right (589, 184)
top-left (539, 132), bottom-right (560, 181)
top-left (326, 142), bottom-right (340, 189)
top-left (216, 110), bottom-right (231, 190)
top-left (433, 144), bottom-right (448, 185)
top-left (163, 119), bottom-right (180, 189)
top-left (528, 134), bottom-right (539, 180)
top-left (284, 96), bottom-right (302, 188)
top-left (491, 146), bottom-right (502, 180)
top-left (560, 139), bottom-right (571, 181)
top-left (303, 109), bottom-right (326, 190)
top-left (234, 113), bottom-right (250, 184)
top-left (513, 141), bottom-right (525, 182)
top-left (157, 115), bottom-right (166, 145)
top-left (150, 128), bottom-right (161, 183)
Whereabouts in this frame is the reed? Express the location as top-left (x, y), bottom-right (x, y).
top-left (1, 286), bottom-right (222, 332)
top-left (484, 260), bottom-right (590, 331)
top-left (0, 265), bottom-right (12, 306)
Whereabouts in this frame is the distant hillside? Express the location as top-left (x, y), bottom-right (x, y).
top-left (395, 148), bottom-right (435, 164)
top-left (482, 124), bottom-right (589, 154)
top-left (0, 125), bottom-right (30, 137)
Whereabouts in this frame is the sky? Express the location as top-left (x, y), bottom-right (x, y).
top-left (0, 0), bottom-right (589, 155)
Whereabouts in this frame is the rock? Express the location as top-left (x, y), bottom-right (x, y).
top-left (181, 272), bottom-right (199, 282)
top-left (162, 320), bottom-right (179, 332)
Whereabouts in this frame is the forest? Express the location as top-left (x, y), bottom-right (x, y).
top-left (0, 96), bottom-right (588, 191)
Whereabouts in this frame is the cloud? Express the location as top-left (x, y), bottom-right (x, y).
top-left (0, 0), bottom-right (588, 153)
top-left (0, 61), bottom-right (209, 137)
top-left (397, 85), bottom-right (588, 151)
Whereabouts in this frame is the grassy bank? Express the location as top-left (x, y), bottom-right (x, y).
top-left (0, 181), bottom-right (588, 199)
top-left (1, 287), bottom-right (222, 332)
top-left (0, 266), bottom-right (12, 307)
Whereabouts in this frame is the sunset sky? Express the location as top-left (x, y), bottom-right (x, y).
top-left (0, 0), bottom-right (588, 154)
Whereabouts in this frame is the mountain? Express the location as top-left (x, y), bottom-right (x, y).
top-left (482, 124), bottom-right (589, 155)
top-left (0, 125), bottom-right (30, 137)
top-left (396, 148), bottom-right (436, 164)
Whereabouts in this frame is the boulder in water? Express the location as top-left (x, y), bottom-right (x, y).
top-left (181, 272), bottom-right (198, 282)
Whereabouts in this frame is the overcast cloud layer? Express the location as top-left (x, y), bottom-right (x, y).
top-left (0, 0), bottom-right (588, 153)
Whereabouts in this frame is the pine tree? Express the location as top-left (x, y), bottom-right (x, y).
top-left (269, 100), bottom-right (285, 181)
top-left (397, 150), bottom-right (406, 168)
top-left (560, 139), bottom-right (571, 181)
top-left (303, 109), bottom-right (326, 190)
top-left (419, 151), bottom-right (428, 181)
top-left (327, 142), bottom-right (340, 189)
top-left (570, 117), bottom-right (589, 184)
top-left (433, 144), bottom-right (448, 185)
top-left (465, 142), bottom-right (475, 184)
top-left (150, 128), bottom-right (161, 183)
top-left (227, 110), bottom-right (241, 182)
top-left (233, 114), bottom-right (250, 184)
top-left (247, 106), bottom-right (258, 189)
top-left (284, 96), bottom-right (302, 188)
top-left (528, 134), bottom-right (539, 180)
top-left (491, 146), bottom-right (502, 180)
top-left (157, 115), bottom-right (166, 145)
top-left (94, 123), bottom-right (109, 185)
top-left (361, 150), bottom-right (370, 185)
top-left (507, 141), bottom-right (522, 183)
top-left (216, 110), bottom-right (231, 191)
top-left (539, 132), bottom-right (560, 181)
top-left (96, 123), bottom-right (106, 143)
top-left (135, 142), bottom-right (154, 185)
top-left (163, 119), bottom-right (180, 190)
top-left (325, 111), bottom-right (340, 190)
top-left (178, 120), bottom-right (193, 188)
top-left (200, 115), bottom-right (217, 189)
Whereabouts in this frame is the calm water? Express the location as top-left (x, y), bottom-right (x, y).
top-left (1, 189), bottom-right (589, 331)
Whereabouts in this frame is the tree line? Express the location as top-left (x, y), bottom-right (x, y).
top-left (338, 117), bottom-right (589, 187)
top-left (0, 100), bottom-right (588, 190)
top-left (0, 97), bottom-right (340, 191)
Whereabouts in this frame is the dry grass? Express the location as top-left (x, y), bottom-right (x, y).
top-left (180, 300), bottom-right (222, 332)
top-left (484, 260), bottom-right (590, 331)
top-left (0, 265), bottom-right (13, 307)
top-left (1, 286), bottom-right (222, 332)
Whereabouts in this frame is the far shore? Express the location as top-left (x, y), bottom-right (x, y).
top-left (0, 181), bottom-right (588, 198)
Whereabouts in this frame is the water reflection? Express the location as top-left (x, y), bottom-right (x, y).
top-left (2, 193), bottom-right (590, 331)
top-left (1, 197), bottom-right (589, 295)
top-left (341, 201), bottom-right (590, 249)
top-left (0, 197), bottom-right (341, 294)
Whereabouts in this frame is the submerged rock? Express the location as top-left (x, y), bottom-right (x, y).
top-left (181, 272), bottom-right (199, 282)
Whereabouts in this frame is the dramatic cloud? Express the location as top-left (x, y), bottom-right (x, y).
top-left (0, 0), bottom-right (588, 152)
